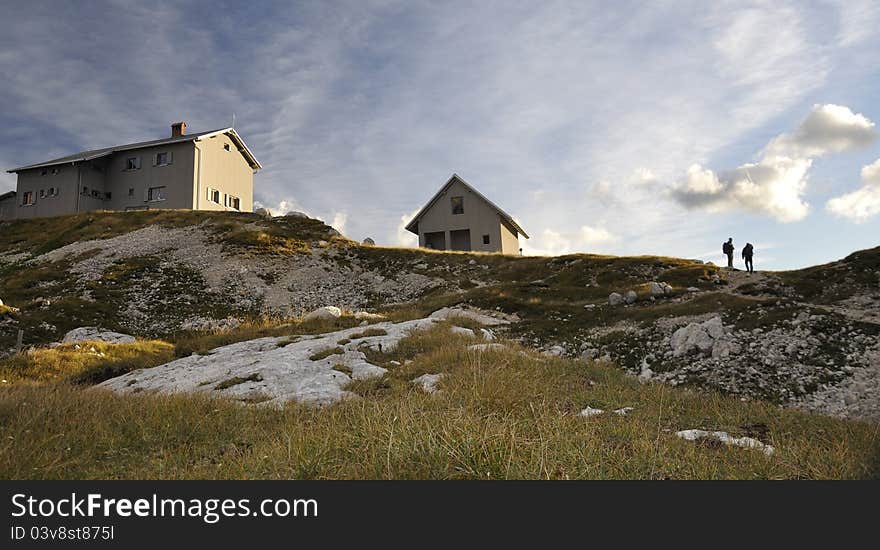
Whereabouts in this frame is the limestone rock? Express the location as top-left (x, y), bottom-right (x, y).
top-left (670, 316), bottom-right (733, 358)
top-left (676, 429), bottom-right (774, 456)
top-left (608, 292), bottom-right (624, 306)
top-left (304, 306), bottom-right (342, 322)
top-left (100, 317), bottom-right (437, 407)
top-left (625, 290), bottom-right (638, 304)
top-left (450, 326), bottom-right (476, 337)
top-left (412, 373), bottom-right (443, 394)
top-left (62, 327), bottom-right (136, 345)
top-left (180, 317), bottom-right (242, 333)
top-left (468, 343), bottom-right (507, 353)
top-left (429, 306), bottom-right (515, 326)
top-left (650, 281), bottom-right (673, 296)
top-left (578, 406), bottom-right (605, 418)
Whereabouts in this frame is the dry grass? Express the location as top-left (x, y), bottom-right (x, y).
top-left (1, 326), bottom-right (877, 480)
top-left (0, 340), bottom-right (174, 385)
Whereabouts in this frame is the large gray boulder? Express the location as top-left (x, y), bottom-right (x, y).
top-left (254, 207), bottom-right (272, 219)
top-left (608, 292), bottom-right (624, 306)
top-left (412, 373), bottom-right (443, 394)
top-left (625, 290), bottom-right (638, 304)
top-left (650, 281), bottom-right (673, 296)
top-left (62, 327), bottom-right (136, 345)
top-left (303, 306), bottom-right (342, 322)
top-left (670, 316), bottom-right (738, 358)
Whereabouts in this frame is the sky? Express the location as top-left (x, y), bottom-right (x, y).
top-left (1, 0), bottom-right (879, 269)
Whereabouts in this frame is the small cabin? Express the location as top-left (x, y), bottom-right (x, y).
top-left (405, 174), bottom-right (528, 254)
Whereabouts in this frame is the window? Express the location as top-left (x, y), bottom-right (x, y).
top-left (82, 186), bottom-right (89, 195)
top-left (91, 189), bottom-right (100, 198)
top-left (40, 169), bottom-right (48, 176)
top-left (156, 152), bottom-right (170, 166)
top-left (39, 189), bottom-right (46, 198)
top-left (105, 192), bottom-right (112, 200)
top-left (207, 188), bottom-right (220, 203)
top-left (228, 195), bottom-right (241, 210)
top-left (125, 157), bottom-right (140, 170)
top-left (148, 186), bottom-right (167, 201)
top-left (51, 168), bottom-right (60, 175)
top-left (128, 188), bottom-right (135, 197)
top-left (482, 234), bottom-right (490, 245)
top-left (224, 143), bottom-right (231, 151)
top-left (48, 187), bottom-right (56, 197)
top-left (22, 191), bottom-right (34, 205)
top-left (451, 196), bottom-right (464, 215)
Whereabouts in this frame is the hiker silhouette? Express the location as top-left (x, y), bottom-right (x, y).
top-left (742, 242), bottom-right (754, 273)
top-left (722, 238), bottom-right (734, 269)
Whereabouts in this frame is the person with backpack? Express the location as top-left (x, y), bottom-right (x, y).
top-left (722, 238), bottom-right (734, 268)
top-left (742, 242), bottom-right (754, 273)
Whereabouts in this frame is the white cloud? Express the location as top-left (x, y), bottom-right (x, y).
top-left (522, 225), bottom-right (617, 256)
top-left (254, 198), bottom-right (313, 218)
top-left (330, 212), bottom-right (348, 235)
top-left (580, 225), bottom-right (616, 244)
top-left (764, 104), bottom-right (876, 157)
top-left (827, 158), bottom-right (880, 222)
top-left (394, 209), bottom-right (420, 248)
top-left (670, 104), bottom-right (874, 222)
top-left (671, 157), bottom-right (811, 222)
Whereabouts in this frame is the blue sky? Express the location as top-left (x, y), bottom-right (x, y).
top-left (1, 1), bottom-right (879, 269)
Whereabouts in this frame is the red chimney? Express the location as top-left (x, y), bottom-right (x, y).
top-left (171, 121), bottom-right (186, 137)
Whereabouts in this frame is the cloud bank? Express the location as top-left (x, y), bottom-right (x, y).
top-left (670, 104), bottom-right (876, 222)
top-left (827, 158), bottom-right (880, 222)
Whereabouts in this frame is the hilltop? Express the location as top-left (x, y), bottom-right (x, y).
top-left (0, 211), bottom-right (878, 479)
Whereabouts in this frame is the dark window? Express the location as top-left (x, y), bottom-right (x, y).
top-left (51, 168), bottom-right (59, 175)
top-left (105, 192), bottom-right (112, 200)
top-left (156, 152), bottom-right (169, 165)
top-left (224, 143), bottom-right (231, 151)
top-left (39, 189), bottom-right (45, 198)
top-left (40, 169), bottom-right (48, 176)
top-left (148, 186), bottom-right (167, 201)
top-left (22, 191), bottom-right (34, 205)
top-left (451, 196), bottom-right (463, 215)
top-left (128, 188), bottom-right (134, 197)
top-left (482, 234), bottom-right (490, 245)
top-left (82, 186), bottom-right (89, 195)
top-left (125, 157), bottom-right (140, 170)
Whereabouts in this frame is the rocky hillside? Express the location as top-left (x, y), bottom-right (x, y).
top-left (1, 211), bottom-right (878, 421)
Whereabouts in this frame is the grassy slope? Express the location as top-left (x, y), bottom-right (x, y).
top-left (0, 211), bottom-right (349, 347)
top-left (1, 325), bottom-right (877, 479)
top-left (1, 212), bottom-right (878, 479)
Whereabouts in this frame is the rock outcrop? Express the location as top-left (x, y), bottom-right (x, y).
top-left (670, 316), bottom-right (739, 359)
top-left (62, 327), bottom-right (136, 345)
top-left (303, 306), bottom-right (342, 322)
